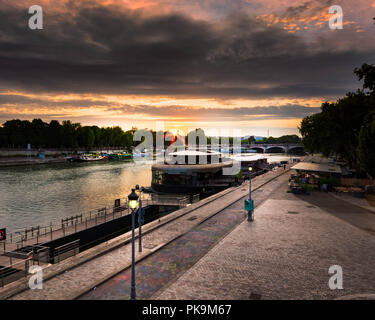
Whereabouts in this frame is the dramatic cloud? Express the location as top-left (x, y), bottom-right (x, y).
top-left (0, 0), bottom-right (373, 135)
top-left (0, 93), bottom-right (319, 121)
top-left (0, 1), bottom-right (372, 99)
top-left (107, 104), bottom-right (321, 120)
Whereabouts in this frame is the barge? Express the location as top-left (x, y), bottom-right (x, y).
top-left (151, 150), bottom-right (269, 196)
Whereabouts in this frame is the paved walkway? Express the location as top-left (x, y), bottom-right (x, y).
top-left (8, 166), bottom-right (290, 300)
top-left (156, 182), bottom-right (375, 300)
top-left (330, 192), bottom-right (375, 214)
top-left (78, 173), bottom-right (288, 300)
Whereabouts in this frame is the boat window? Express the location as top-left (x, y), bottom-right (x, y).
top-left (152, 170), bottom-right (164, 184)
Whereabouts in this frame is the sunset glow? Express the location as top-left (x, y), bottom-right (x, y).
top-left (0, 0), bottom-right (374, 136)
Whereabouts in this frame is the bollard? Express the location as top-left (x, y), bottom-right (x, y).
top-left (85, 217), bottom-right (88, 229)
top-left (25, 260), bottom-right (29, 277)
top-left (50, 226), bottom-right (52, 241)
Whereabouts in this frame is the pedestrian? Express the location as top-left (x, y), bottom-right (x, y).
top-left (283, 164), bottom-right (286, 170)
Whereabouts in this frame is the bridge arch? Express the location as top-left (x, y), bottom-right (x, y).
top-left (265, 146), bottom-right (286, 153)
top-left (250, 147), bottom-right (264, 153)
top-left (288, 146), bottom-right (305, 154)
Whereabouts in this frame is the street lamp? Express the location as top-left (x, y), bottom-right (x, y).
top-left (135, 185), bottom-right (145, 253)
top-left (244, 166), bottom-right (254, 221)
top-left (128, 188), bottom-right (138, 300)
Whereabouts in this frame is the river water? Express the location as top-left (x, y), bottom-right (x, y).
top-left (0, 153), bottom-right (298, 233)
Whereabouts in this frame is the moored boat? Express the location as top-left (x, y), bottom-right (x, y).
top-left (73, 154), bottom-right (107, 162)
top-left (108, 152), bottom-right (132, 160)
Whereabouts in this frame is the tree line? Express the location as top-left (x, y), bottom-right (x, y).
top-left (0, 119), bottom-right (134, 150)
top-left (254, 135), bottom-right (301, 144)
top-left (299, 63), bottom-right (375, 178)
top-left (0, 118), bottom-right (303, 151)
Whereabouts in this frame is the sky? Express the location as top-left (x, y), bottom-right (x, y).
top-left (0, 0), bottom-right (374, 137)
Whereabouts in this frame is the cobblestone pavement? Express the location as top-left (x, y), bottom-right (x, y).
top-left (78, 171), bottom-right (289, 300)
top-left (9, 166), bottom-right (289, 300)
top-left (156, 183), bottom-right (375, 300)
top-left (329, 192), bottom-right (375, 214)
top-left (301, 192), bottom-right (375, 236)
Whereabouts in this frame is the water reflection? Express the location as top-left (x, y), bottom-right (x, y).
top-left (0, 160), bottom-right (152, 232)
top-left (0, 154), bottom-right (300, 233)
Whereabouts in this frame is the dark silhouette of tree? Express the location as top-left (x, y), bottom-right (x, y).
top-left (300, 63), bottom-right (375, 176)
top-left (256, 135), bottom-right (301, 144)
top-left (0, 119), bottom-right (136, 151)
top-left (358, 111), bottom-right (375, 178)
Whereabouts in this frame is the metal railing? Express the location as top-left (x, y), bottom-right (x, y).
top-left (53, 239), bottom-right (80, 264)
top-left (0, 192), bottom-right (196, 288)
top-left (150, 194), bottom-right (190, 207)
top-left (2, 192), bottom-right (192, 256)
top-left (192, 194), bottom-right (200, 203)
top-left (0, 257), bottom-right (35, 288)
top-left (2, 198), bottom-right (133, 248)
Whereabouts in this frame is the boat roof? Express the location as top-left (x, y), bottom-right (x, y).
top-left (291, 162), bottom-right (342, 174)
top-left (168, 150), bottom-right (221, 156)
top-left (152, 160), bottom-right (236, 172)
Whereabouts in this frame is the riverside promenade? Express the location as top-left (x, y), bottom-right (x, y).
top-left (156, 181), bottom-right (375, 300)
top-left (4, 163), bottom-right (375, 300)
top-left (3, 165), bottom-right (290, 300)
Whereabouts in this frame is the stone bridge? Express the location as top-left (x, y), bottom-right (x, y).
top-left (243, 143), bottom-right (304, 153)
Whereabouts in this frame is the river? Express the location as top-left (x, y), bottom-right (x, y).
top-left (0, 153), bottom-right (299, 233)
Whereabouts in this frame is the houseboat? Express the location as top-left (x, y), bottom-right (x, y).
top-left (151, 150), bottom-right (239, 195)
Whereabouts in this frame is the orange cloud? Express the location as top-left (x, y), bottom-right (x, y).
top-left (257, 9), bottom-right (334, 33)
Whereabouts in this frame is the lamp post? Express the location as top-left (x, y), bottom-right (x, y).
top-left (244, 166), bottom-right (254, 221)
top-left (135, 185), bottom-right (145, 252)
top-left (128, 188), bottom-right (139, 300)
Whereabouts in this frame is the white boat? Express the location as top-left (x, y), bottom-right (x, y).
top-left (75, 154), bottom-right (106, 162)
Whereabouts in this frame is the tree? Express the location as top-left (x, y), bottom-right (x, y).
top-left (358, 112), bottom-right (375, 178)
top-left (48, 120), bottom-right (62, 147)
top-left (256, 135), bottom-right (301, 145)
top-left (354, 63), bottom-right (375, 92)
top-left (31, 118), bottom-right (48, 147)
top-left (61, 120), bottom-right (80, 148)
top-left (300, 63), bottom-right (375, 173)
top-left (77, 126), bottom-right (95, 150)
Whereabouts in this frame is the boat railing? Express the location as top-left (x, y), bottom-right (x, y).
top-left (2, 191), bottom-right (193, 252)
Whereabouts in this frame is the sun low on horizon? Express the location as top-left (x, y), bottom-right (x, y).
top-left (0, 0), bottom-right (374, 137)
